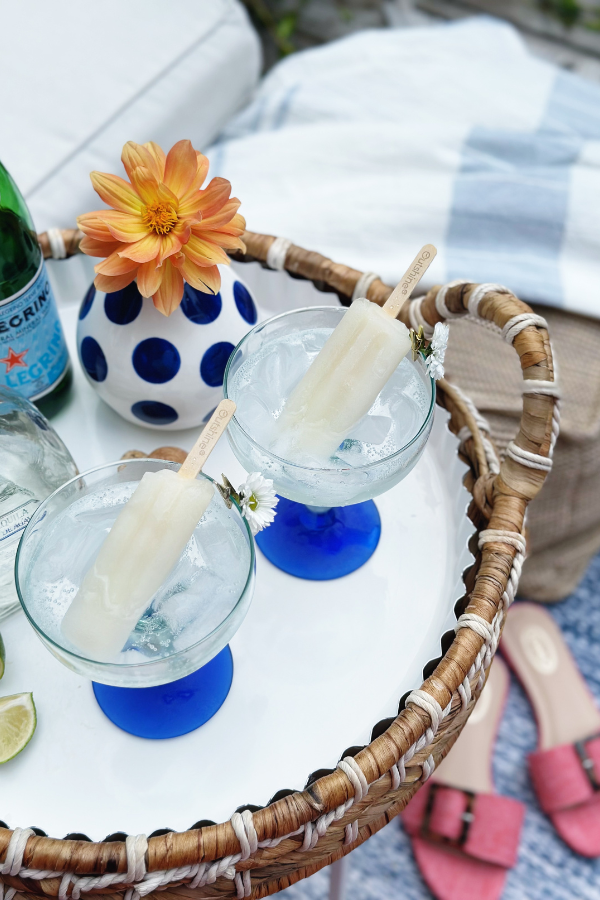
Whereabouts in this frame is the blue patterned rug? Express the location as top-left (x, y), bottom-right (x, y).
top-left (283, 554), bottom-right (600, 899)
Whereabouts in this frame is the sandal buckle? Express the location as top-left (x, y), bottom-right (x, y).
top-left (574, 734), bottom-right (600, 791)
top-left (420, 783), bottom-right (476, 847)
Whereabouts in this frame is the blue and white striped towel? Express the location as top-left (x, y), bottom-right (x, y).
top-left (208, 16), bottom-right (600, 317)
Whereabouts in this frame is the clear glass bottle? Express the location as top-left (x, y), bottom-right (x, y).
top-left (0, 385), bottom-right (77, 620)
top-left (0, 161), bottom-right (72, 417)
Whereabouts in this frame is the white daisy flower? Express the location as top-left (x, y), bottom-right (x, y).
top-left (238, 472), bottom-right (279, 535)
top-left (425, 322), bottom-right (449, 381)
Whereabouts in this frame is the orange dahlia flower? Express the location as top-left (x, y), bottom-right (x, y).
top-left (77, 140), bottom-right (246, 316)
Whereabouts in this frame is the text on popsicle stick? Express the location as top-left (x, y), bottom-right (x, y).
top-left (382, 244), bottom-right (437, 318)
top-left (178, 399), bottom-right (236, 480)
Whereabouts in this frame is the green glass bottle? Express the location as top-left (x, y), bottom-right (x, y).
top-left (0, 161), bottom-right (71, 417)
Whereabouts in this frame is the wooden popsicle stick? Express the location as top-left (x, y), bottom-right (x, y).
top-left (177, 399), bottom-right (237, 480)
top-left (382, 243), bottom-right (437, 318)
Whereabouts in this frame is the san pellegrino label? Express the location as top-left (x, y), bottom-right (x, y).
top-left (0, 159), bottom-right (70, 402)
top-left (0, 259), bottom-right (69, 400)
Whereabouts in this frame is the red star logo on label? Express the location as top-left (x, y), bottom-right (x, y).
top-left (0, 347), bottom-right (29, 373)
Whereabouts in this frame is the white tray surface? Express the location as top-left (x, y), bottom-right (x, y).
top-left (0, 298), bottom-right (474, 840)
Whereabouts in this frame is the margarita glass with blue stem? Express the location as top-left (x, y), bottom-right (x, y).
top-left (15, 458), bottom-right (255, 739)
top-left (223, 306), bottom-right (435, 580)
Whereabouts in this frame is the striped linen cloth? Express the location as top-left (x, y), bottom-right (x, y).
top-left (208, 16), bottom-right (600, 318)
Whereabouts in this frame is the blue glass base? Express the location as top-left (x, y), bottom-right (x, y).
top-left (92, 645), bottom-right (233, 739)
top-left (255, 498), bottom-right (381, 580)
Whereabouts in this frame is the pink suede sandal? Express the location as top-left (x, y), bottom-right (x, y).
top-left (401, 657), bottom-right (524, 900)
top-left (501, 602), bottom-right (600, 857)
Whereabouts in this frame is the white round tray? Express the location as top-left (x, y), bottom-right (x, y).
top-left (0, 302), bottom-right (474, 840)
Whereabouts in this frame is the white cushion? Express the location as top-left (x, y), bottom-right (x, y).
top-left (0, 0), bottom-right (261, 231)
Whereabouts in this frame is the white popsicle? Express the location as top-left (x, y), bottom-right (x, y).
top-left (61, 400), bottom-right (236, 661)
top-left (274, 244), bottom-right (437, 460)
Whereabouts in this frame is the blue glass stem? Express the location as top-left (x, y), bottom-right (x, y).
top-left (255, 497), bottom-right (381, 580)
top-left (92, 645), bottom-right (233, 739)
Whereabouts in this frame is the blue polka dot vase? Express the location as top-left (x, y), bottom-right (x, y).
top-left (76, 265), bottom-right (258, 430)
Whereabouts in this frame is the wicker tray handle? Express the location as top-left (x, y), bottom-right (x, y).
top-left (5, 230), bottom-right (557, 899)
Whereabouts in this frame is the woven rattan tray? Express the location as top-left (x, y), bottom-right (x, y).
top-left (2, 399), bottom-right (472, 834)
top-left (0, 231), bottom-right (558, 900)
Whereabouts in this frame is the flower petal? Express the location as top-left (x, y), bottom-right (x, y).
top-left (178, 214), bottom-right (203, 236)
top-left (178, 192), bottom-right (207, 218)
top-left (173, 218), bottom-right (193, 239)
top-left (95, 249), bottom-right (140, 276)
top-left (121, 142), bottom-right (160, 183)
top-left (90, 172), bottom-right (143, 214)
top-left (118, 232), bottom-right (162, 263)
top-left (173, 153), bottom-right (211, 216)
top-left (217, 212), bottom-right (246, 236)
top-left (178, 160), bottom-right (214, 214)
top-left (192, 200), bottom-right (242, 232)
top-left (157, 232), bottom-right (184, 264)
top-left (102, 211), bottom-right (149, 243)
top-left (195, 229), bottom-right (245, 252)
top-left (94, 270), bottom-right (137, 293)
top-left (194, 177), bottom-right (232, 217)
top-left (79, 236), bottom-right (123, 257)
top-left (163, 140), bottom-right (198, 198)
top-left (155, 181), bottom-right (180, 208)
top-left (183, 234), bottom-right (230, 268)
top-left (152, 259), bottom-right (184, 316)
top-left (77, 212), bottom-right (118, 241)
top-left (129, 165), bottom-right (160, 206)
top-left (143, 141), bottom-right (167, 180)
top-left (137, 259), bottom-right (163, 297)
top-left (189, 151), bottom-right (210, 192)
top-left (177, 257), bottom-right (221, 294)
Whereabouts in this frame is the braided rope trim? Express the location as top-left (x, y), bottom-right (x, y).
top-left (501, 313), bottom-right (548, 345)
top-left (505, 441), bottom-right (553, 471)
top-left (266, 237), bottom-right (293, 271)
top-left (0, 884), bottom-right (16, 900)
top-left (418, 286), bottom-right (559, 472)
top-left (467, 283), bottom-right (511, 316)
top-left (352, 271), bottom-right (380, 303)
top-left (453, 528), bottom-right (525, 709)
top-left (410, 283), bottom-right (559, 476)
top-left (46, 228), bottom-right (67, 260)
top-left (521, 379), bottom-right (561, 398)
top-left (463, 313), bottom-right (501, 335)
top-left (450, 382), bottom-right (501, 477)
top-left (435, 279), bottom-right (471, 318)
top-left (454, 285), bottom-right (560, 473)
top-left (0, 381), bottom-right (529, 900)
top-left (499, 308), bottom-right (560, 468)
top-left (408, 295), bottom-right (435, 339)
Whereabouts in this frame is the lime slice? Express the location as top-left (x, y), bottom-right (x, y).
top-left (0, 633), bottom-right (4, 680)
top-left (0, 692), bottom-right (36, 763)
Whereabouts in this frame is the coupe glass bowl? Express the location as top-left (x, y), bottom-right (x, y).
top-left (15, 459), bottom-right (255, 738)
top-left (224, 306), bottom-right (435, 580)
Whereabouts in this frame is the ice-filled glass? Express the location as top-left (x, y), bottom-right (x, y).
top-left (16, 459), bottom-right (255, 738)
top-left (224, 306), bottom-right (435, 580)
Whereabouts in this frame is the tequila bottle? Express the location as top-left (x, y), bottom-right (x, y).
top-left (0, 386), bottom-right (77, 620)
top-left (0, 161), bottom-right (72, 416)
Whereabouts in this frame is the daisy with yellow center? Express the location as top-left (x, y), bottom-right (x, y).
top-left (77, 139), bottom-right (246, 316)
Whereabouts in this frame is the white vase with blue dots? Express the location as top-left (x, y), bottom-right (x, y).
top-left (76, 265), bottom-right (258, 430)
